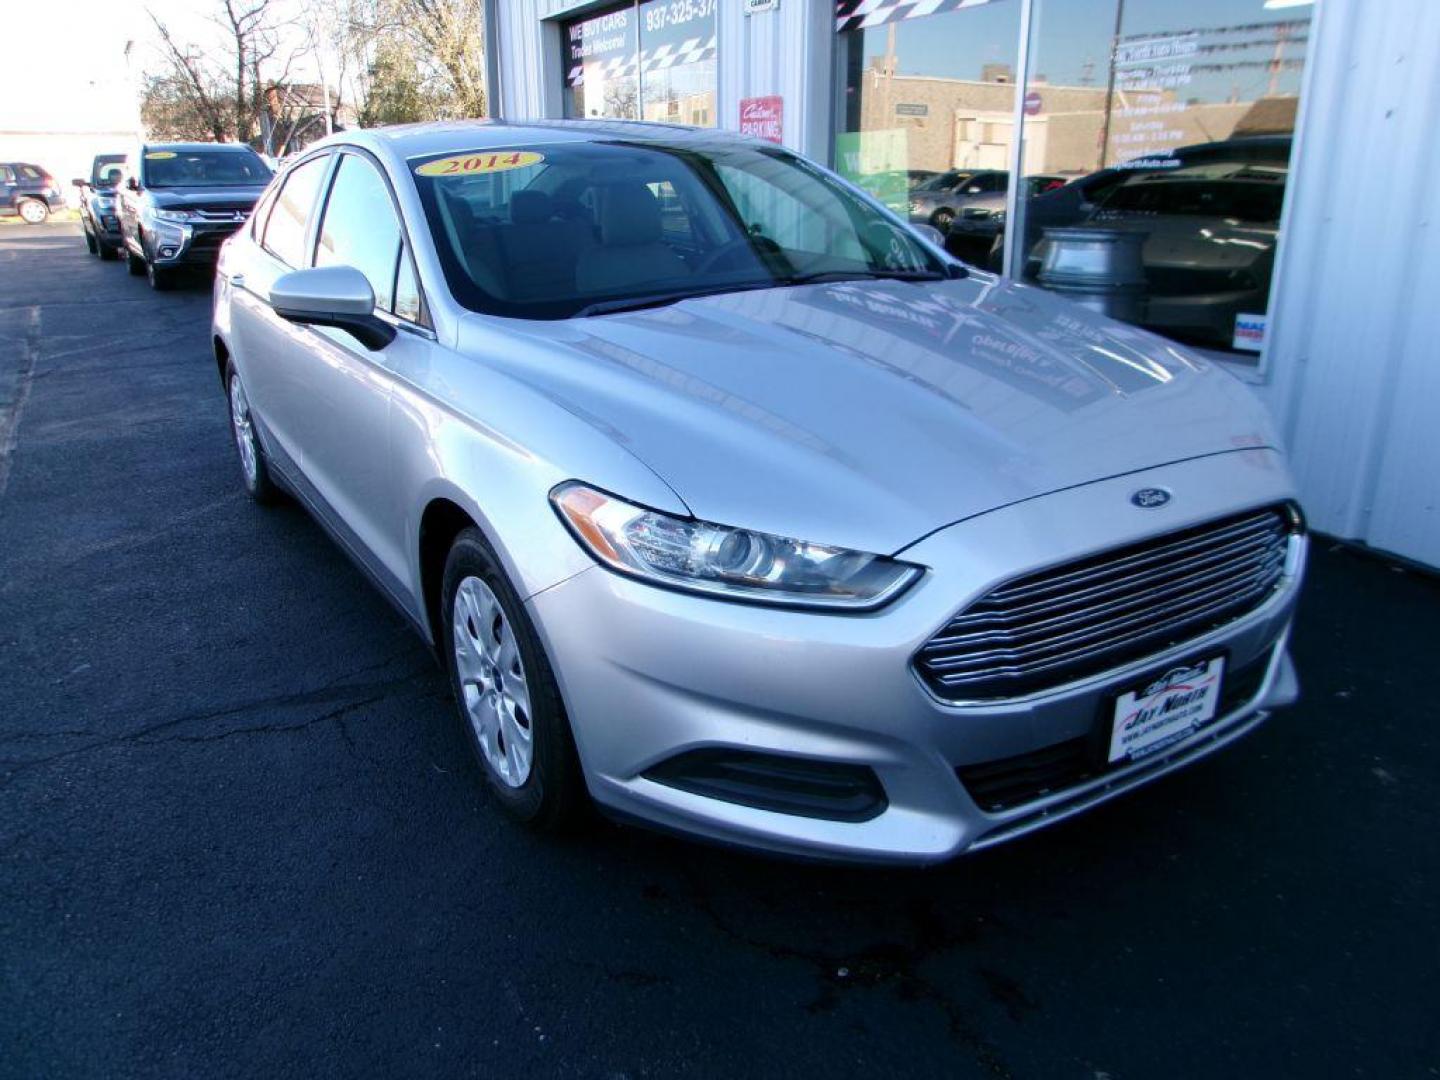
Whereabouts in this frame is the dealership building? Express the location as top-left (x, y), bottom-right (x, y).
top-left (480, 0), bottom-right (1439, 570)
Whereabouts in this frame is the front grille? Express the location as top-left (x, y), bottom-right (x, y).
top-left (956, 646), bottom-right (1275, 812)
top-left (190, 207), bottom-right (252, 222)
top-left (188, 224), bottom-right (243, 253)
top-left (916, 506), bottom-right (1296, 702)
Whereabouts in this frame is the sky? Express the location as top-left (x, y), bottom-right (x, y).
top-left (0, 0), bottom-right (331, 135)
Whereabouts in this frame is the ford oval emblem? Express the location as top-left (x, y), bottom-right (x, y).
top-left (1131, 487), bottom-right (1172, 509)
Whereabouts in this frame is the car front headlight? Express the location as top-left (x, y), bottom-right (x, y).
top-left (551, 482), bottom-right (922, 610)
top-left (151, 208), bottom-right (195, 223)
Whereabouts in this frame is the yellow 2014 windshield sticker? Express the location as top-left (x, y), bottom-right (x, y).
top-left (145, 151), bottom-right (177, 160)
top-left (415, 151), bottom-right (544, 178)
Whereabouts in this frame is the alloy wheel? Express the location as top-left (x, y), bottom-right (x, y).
top-left (452, 575), bottom-right (534, 788)
top-left (228, 374), bottom-right (259, 488)
top-left (18, 200), bottom-right (48, 225)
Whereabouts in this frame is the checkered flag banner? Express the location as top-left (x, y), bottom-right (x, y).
top-left (835, 0), bottom-right (1000, 34)
top-left (567, 35), bottom-right (717, 87)
top-left (643, 35), bottom-right (718, 74)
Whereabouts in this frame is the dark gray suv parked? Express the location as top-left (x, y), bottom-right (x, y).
top-left (117, 143), bottom-right (272, 290)
top-left (74, 154), bottom-right (127, 260)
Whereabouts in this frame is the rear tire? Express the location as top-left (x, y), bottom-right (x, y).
top-left (17, 198), bottom-right (48, 225)
top-left (441, 528), bottom-right (584, 830)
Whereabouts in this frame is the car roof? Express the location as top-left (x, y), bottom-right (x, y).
top-left (141, 142), bottom-right (259, 153)
top-left (303, 119), bottom-right (780, 162)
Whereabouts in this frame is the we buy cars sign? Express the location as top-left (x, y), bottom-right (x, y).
top-left (739, 96), bottom-right (783, 144)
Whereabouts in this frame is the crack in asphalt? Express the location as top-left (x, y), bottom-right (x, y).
top-left (0, 305), bottom-right (39, 501)
top-left (0, 670), bottom-right (435, 782)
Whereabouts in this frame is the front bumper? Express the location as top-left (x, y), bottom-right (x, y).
top-left (147, 219), bottom-right (248, 266)
top-left (528, 450), bottom-right (1305, 864)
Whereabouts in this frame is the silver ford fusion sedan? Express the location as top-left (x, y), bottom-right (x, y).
top-left (211, 120), bottom-right (1306, 864)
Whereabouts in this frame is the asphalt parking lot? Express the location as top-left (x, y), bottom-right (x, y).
top-left (1, 223), bottom-right (1437, 1079)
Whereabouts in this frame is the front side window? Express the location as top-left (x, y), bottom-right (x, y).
top-left (411, 140), bottom-right (943, 320)
top-left (142, 149), bottom-right (271, 189)
top-left (315, 154), bottom-right (402, 312)
top-left (562, 1), bottom-right (717, 127)
top-left (261, 154), bottom-right (329, 268)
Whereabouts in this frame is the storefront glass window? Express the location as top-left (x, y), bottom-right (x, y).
top-left (563, 1), bottom-right (717, 127)
top-left (1005, 0), bottom-right (1315, 362)
top-left (834, 0), bottom-right (1022, 218)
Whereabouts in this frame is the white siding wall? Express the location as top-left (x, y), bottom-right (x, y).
top-left (1260, 0), bottom-right (1440, 567)
top-left (492, 0), bottom-right (574, 120)
top-left (715, 0), bottom-right (835, 159)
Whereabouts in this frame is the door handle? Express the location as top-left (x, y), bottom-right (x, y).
top-left (230, 273), bottom-right (246, 289)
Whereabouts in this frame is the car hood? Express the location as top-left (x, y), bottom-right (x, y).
top-left (471, 276), bottom-right (1280, 555)
top-left (148, 186), bottom-right (265, 211)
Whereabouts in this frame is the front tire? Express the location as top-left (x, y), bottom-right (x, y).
top-left (17, 198), bottom-right (48, 225)
top-left (930, 206), bottom-right (955, 231)
top-left (442, 528), bottom-right (584, 830)
top-left (226, 366), bottom-right (277, 504)
top-left (147, 260), bottom-right (175, 291)
top-left (98, 241), bottom-right (119, 262)
top-left (126, 247), bottom-right (145, 276)
top-left (84, 225), bottom-right (98, 254)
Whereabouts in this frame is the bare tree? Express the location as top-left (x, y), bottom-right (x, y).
top-left (343, 0), bottom-right (487, 121)
top-left (146, 0), bottom-right (309, 145)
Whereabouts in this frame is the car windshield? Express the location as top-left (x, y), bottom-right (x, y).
top-left (143, 149), bottom-right (272, 189)
top-left (93, 156), bottom-right (125, 187)
top-left (411, 140), bottom-right (946, 320)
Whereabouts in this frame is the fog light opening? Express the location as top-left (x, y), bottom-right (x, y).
top-left (644, 749), bottom-right (887, 822)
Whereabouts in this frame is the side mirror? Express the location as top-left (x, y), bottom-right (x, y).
top-left (72, 178), bottom-right (87, 189)
top-left (270, 266), bottom-right (396, 350)
top-left (910, 222), bottom-right (946, 247)
top-left (126, 176), bottom-right (139, 192)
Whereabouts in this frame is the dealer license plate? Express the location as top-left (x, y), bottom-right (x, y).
top-left (1108, 656), bottom-right (1226, 764)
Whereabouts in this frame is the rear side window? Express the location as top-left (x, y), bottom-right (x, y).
top-left (314, 155), bottom-right (401, 312)
top-left (1100, 178), bottom-right (1284, 224)
top-left (19, 165), bottom-right (44, 181)
top-left (262, 154), bottom-right (330, 267)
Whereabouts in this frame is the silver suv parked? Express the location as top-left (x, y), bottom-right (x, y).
top-left (211, 121), bottom-right (1306, 864)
